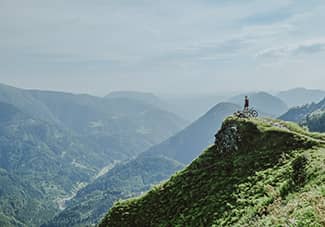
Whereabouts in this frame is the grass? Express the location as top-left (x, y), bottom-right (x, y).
top-left (99, 117), bottom-right (325, 227)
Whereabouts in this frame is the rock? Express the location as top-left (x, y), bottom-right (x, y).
top-left (214, 124), bottom-right (241, 153)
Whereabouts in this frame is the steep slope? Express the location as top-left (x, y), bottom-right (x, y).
top-left (280, 98), bottom-right (325, 123)
top-left (229, 92), bottom-right (288, 116)
top-left (44, 102), bottom-right (239, 226)
top-left (100, 117), bottom-right (325, 226)
top-left (277, 88), bottom-right (325, 107)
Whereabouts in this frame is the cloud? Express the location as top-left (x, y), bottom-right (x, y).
top-left (169, 39), bottom-right (250, 61)
top-left (257, 39), bottom-right (325, 58)
top-left (1, 0), bottom-right (325, 94)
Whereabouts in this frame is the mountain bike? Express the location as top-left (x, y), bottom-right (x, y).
top-left (234, 108), bottom-right (258, 118)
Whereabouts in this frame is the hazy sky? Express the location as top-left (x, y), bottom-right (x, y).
top-left (1, 0), bottom-right (325, 95)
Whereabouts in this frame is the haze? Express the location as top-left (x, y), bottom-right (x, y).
top-left (1, 0), bottom-right (325, 95)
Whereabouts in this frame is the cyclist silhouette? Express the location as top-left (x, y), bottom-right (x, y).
top-left (244, 96), bottom-right (249, 112)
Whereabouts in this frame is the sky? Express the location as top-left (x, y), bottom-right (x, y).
top-left (1, 0), bottom-right (325, 96)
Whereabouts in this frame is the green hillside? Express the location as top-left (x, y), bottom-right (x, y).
top-left (100, 117), bottom-right (325, 226)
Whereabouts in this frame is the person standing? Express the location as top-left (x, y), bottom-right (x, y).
top-left (244, 96), bottom-right (249, 112)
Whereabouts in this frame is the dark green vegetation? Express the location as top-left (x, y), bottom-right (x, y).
top-left (0, 83), bottom-right (186, 226)
top-left (45, 102), bottom-right (239, 226)
top-left (100, 117), bottom-right (325, 226)
top-left (305, 110), bottom-right (325, 133)
top-left (229, 92), bottom-right (288, 116)
top-left (277, 88), bottom-right (325, 108)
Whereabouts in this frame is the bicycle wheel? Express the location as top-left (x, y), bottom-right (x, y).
top-left (250, 109), bottom-right (258, 117)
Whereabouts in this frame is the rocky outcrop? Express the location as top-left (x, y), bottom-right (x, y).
top-left (214, 123), bottom-right (241, 153)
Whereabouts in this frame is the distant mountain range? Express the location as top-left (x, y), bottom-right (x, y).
top-left (0, 84), bottom-right (187, 162)
top-left (280, 97), bottom-right (325, 134)
top-left (280, 97), bottom-right (325, 123)
top-left (106, 88), bottom-right (325, 121)
top-left (106, 91), bottom-right (169, 111)
top-left (277, 88), bottom-right (325, 107)
top-left (0, 83), bottom-right (186, 226)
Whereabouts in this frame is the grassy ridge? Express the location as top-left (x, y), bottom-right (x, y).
top-left (100, 117), bottom-right (325, 226)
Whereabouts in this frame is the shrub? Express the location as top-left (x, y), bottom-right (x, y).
top-left (292, 155), bottom-right (308, 186)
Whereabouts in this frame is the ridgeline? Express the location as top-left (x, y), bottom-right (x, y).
top-left (100, 117), bottom-right (325, 226)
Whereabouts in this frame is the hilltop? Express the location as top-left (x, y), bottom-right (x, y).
top-left (100, 117), bottom-right (325, 226)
